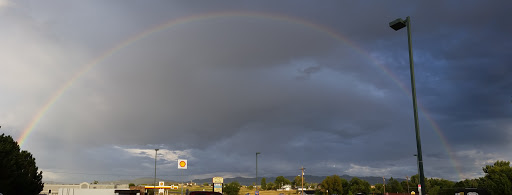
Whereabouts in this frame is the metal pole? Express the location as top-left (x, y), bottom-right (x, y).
top-left (154, 149), bottom-right (159, 195)
top-left (383, 177), bottom-right (385, 195)
top-left (181, 170), bottom-right (183, 195)
top-left (300, 167), bottom-right (305, 195)
top-left (406, 16), bottom-right (426, 195)
top-left (256, 152), bottom-right (260, 191)
top-left (406, 176), bottom-right (410, 193)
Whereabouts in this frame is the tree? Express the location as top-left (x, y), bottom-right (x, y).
top-left (372, 183), bottom-right (383, 194)
top-left (261, 178), bottom-right (267, 190)
top-left (480, 160), bottom-right (512, 194)
top-left (129, 183), bottom-right (136, 187)
top-left (203, 182), bottom-right (210, 186)
top-left (320, 175), bottom-right (344, 195)
top-left (275, 176), bottom-right (291, 189)
top-left (348, 177), bottom-right (370, 195)
top-left (387, 177), bottom-right (403, 193)
top-left (0, 134), bottom-right (44, 195)
top-left (454, 178), bottom-right (479, 189)
top-left (426, 178), bottom-right (455, 195)
top-left (293, 175), bottom-right (304, 189)
top-left (223, 181), bottom-right (241, 195)
top-left (407, 174), bottom-right (420, 194)
top-left (341, 178), bottom-right (349, 195)
top-left (266, 182), bottom-right (275, 190)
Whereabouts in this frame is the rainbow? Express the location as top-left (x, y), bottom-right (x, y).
top-left (17, 11), bottom-right (463, 180)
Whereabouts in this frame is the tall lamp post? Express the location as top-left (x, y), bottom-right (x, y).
top-left (389, 16), bottom-right (426, 195)
top-left (154, 149), bottom-right (159, 195)
top-left (256, 152), bottom-right (260, 190)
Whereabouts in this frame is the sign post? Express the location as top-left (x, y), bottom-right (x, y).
top-left (417, 184), bottom-right (421, 195)
top-left (212, 177), bottom-right (224, 193)
top-left (178, 159), bottom-right (187, 195)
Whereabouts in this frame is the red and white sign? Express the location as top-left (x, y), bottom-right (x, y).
top-left (178, 159), bottom-right (187, 169)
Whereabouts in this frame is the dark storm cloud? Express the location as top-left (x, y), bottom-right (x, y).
top-left (2, 0), bottom-right (511, 183)
top-left (363, 1), bottom-right (512, 152)
top-left (39, 14), bottom-right (401, 149)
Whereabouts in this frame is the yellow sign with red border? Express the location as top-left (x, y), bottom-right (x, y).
top-left (178, 159), bottom-right (187, 169)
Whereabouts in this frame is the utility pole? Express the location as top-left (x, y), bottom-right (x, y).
top-left (406, 176), bottom-right (410, 193)
top-left (300, 167), bottom-right (306, 195)
top-left (154, 149), bottom-right (159, 195)
top-left (256, 152), bottom-right (260, 191)
top-left (382, 177), bottom-right (386, 195)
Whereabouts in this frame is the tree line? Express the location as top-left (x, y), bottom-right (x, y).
top-left (253, 160), bottom-right (512, 195)
top-left (369, 160), bottom-right (511, 194)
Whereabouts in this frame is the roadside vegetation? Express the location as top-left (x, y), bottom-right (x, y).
top-left (171, 160), bottom-right (512, 195)
top-left (0, 134), bottom-right (44, 195)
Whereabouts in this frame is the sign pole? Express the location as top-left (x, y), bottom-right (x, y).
top-left (181, 169), bottom-right (183, 195)
top-left (178, 159), bottom-right (187, 195)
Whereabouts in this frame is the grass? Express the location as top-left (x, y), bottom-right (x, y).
top-left (239, 187), bottom-right (298, 195)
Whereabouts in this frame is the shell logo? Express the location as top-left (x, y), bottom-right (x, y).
top-left (178, 159), bottom-right (187, 169)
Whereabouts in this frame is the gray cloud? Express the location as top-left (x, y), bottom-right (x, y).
top-left (1, 0), bottom-right (511, 184)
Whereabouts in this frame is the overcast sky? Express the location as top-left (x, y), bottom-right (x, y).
top-left (1, 1), bottom-right (511, 184)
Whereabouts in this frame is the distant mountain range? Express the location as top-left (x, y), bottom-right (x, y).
top-left (191, 175), bottom-right (404, 186)
top-left (44, 175), bottom-right (406, 186)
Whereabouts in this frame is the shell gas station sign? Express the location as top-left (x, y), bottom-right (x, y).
top-left (178, 159), bottom-right (187, 169)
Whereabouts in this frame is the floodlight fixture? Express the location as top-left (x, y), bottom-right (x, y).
top-left (389, 18), bottom-right (407, 31)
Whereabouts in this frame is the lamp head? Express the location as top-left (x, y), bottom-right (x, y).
top-left (389, 18), bottom-right (407, 31)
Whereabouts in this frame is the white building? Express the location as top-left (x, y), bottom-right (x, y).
top-left (41, 182), bottom-right (131, 195)
top-left (279, 185), bottom-right (292, 191)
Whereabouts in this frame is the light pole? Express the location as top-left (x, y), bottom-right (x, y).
top-left (300, 167), bottom-right (305, 195)
top-left (383, 177), bottom-right (385, 195)
top-left (406, 175), bottom-right (410, 193)
top-left (256, 152), bottom-right (260, 191)
top-left (389, 16), bottom-right (426, 195)
top-left (154, 149), bottom-right (159, 195)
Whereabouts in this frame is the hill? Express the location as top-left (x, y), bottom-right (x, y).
top-left (192, 175), bottom-right (405, 186)
top-left (56, 175), bottom-right (405, 186)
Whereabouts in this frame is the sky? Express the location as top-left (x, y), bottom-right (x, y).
top-left (1, 0), bottom-right (511, 184)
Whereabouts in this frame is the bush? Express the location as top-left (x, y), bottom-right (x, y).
top-left (223, 181), bottom-right (241, 195)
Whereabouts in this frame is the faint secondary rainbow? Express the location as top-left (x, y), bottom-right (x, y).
top-left (17, 11), bottom-right (463, 180)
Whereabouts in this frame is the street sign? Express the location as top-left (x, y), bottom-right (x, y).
top-left (213, 177), bottom-right (223, 183)
top-left (178, 159), bottom-right (187, 169)
top-left (214, 183), bottom-right (223, 193)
